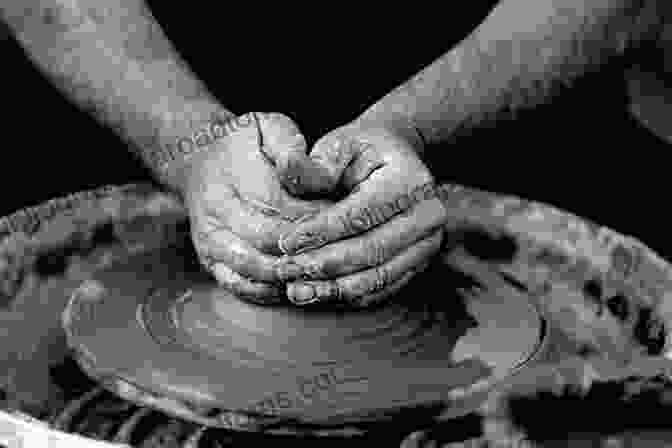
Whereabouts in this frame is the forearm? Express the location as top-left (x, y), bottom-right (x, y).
top-left (362, 0), bottom-right (668, 148)
top-left (0, 0), bottom-right (236, 191)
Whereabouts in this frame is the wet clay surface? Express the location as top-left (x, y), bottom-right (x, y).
top-left (63, 244), bottom-right (542, 427)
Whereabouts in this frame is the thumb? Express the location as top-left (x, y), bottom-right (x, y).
top-left (286, 129), bottom-right (367, 197)
top-left (255, 112), bottom-right (338, 197)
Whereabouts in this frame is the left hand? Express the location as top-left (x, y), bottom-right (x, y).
top-left (274, 116), bottom-right (448, 307)
top-left (180, 112), bottom-right (333, 304)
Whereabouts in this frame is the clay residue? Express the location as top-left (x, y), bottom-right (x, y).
top-left (0, 185), bottom-right (187, 417)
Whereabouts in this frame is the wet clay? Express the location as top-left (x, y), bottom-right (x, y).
top-left (63, 244), bottom-right (543, 428)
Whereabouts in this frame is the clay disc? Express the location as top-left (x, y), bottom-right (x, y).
top-left (63, 244), bottom-right (544, 426)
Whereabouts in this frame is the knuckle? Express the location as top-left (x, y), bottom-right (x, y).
top-left (355, 140), bottom-right (380, 165)
top-left (216, 268), bottom-right (274, 302)
top-left (373, 266), bottom-right (391, 293)
top-left (314, 135), bottom-right (355, 169)
top-left (337, 277), bottom-right (358, 305)
top-left (294, 228), bottom-right (328, 253)
top-left (304, 259), bottom-right (326, 279)
top-left (357, 266), bottom-right (391, 297)
top-left (326, 281), bottom-right (344, 302)
top-left (365, 239), bottom-right (388, 267)
top-left (347, 273), bottom-right (390, 308)
top-left (346, 207), bottom-right (376, 234)
top-left (235, 112), bottom-right (256, 128)
top-left (308, 280), bottom-right (342, 303)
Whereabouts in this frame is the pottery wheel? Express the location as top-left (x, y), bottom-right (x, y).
top-left (62, 242), bottom-right (544, 427)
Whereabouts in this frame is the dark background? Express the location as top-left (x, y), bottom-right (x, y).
top-left (1, 2), bottom-right (670, 258)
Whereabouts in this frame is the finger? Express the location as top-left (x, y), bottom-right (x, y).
top-left (279, 130), bottom-right (363, 197)
top-left (202, 197), bottom-right (299, 256)
top-left (279, 178), bottom-right (440, 255)
top-left (275, 198), bottom-right (447, 281)
top-left (281, 128), bottom-right (417, 199)
top-left (193, 226), bottom-right (285, 284)
top-left (254, 112), bottom-right (334, 196)
top-left (192, 176), bottom-right (311, 256)
top-left (209, 263), bottom-right (285, 305)
top-left (285, 231), bottom-right (441, 307)
top-left (193, 112), bottom-right (333, 255)
top-left (290, 259), bottom-right (429, 309)
top-left (254, 112), bottom-right (307, 163)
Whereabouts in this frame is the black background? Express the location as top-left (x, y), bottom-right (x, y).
top-left (1, 3), bottom-right (670, 258)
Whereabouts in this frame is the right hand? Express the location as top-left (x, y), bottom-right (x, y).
top-left (178, 112), bottom-right (334, 304)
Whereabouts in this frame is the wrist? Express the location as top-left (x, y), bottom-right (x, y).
top-left (355, 107), bottom-right (427, 155)
top-left (152, 111), bottom-right (256, 194)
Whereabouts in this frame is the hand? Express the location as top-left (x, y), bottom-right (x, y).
top-left (274, 116), bottom-right (447, 307)
top-left (180, 112), bottom-right (333, 304)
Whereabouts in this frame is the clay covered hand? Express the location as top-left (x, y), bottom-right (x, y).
top-left (180, 112), bottom-right (333, 304)
top-left (274, 116), bottom-right (448, 307)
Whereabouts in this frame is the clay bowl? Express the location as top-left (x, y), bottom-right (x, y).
top-left (0, 183), bottom-right (671, 446)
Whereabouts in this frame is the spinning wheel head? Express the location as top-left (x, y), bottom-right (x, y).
top-left (63, 243), bottom-right (545, 429)
top-left (2, 182), bottom-right (672, 445)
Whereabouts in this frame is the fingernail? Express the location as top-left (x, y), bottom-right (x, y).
top-left (274, 258), bottom-right (304, 281)
top-left (287, 282), bottom-right (319, 305)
